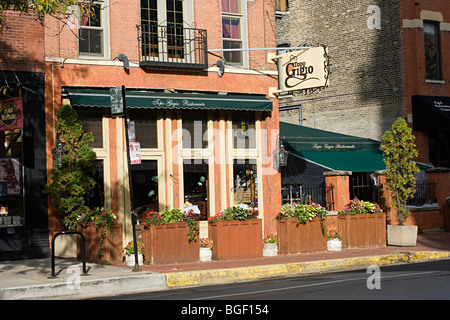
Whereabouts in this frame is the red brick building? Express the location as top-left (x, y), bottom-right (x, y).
top-left (0, 12), bottom-right (48, 259)
top-left (401, 1), bottom-right (450, 166)
top-left (44, 0), bottom-right (281, 245)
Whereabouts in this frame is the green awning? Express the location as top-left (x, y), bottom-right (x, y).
top-left (63, 87), bottom-right (273, 111)
top-left (295, 149), bottom-right (387, 172)
top-left (280, 122), bottom-right (430, 172)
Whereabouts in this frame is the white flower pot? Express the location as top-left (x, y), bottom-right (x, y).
top-left (126, 253), bottom-right (143, 266)
top-left (387, 224), bottom-right (418, 247)
top-left (263, 243), bottom-right (278, 256)
top-left (200, 247), bottom-right (212, 262)
top-left (327, 239), bottom-right (342, 251)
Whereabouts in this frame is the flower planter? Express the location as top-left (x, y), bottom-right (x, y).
top-left (337, 213), bottom-right (386, 249)
top-left (387, 224), bottom-right (418, 247)
top-left (199, 247), bottom-right (212, 262)
top-left (277, 217), bottom-right (326, 254)
top-left (263, 243), bottom-right (278, 256)
top-left (77, 223), bottom-right (123, 265)
top-left (141, 222), bottom-right (199, 264)
top-left (327, 239), bottom-right (342, 251)
top-left (208, 219), bottom-right (262, 260)
top-left (126, 253), bottom-right (144, 266)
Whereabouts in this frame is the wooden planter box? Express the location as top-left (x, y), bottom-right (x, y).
top-left (208, 219), bottom-right (262, 260)
top-left (277, 218), bottom-right (326, 254)
top-left (77, 223), bottom-right (123, 265)
top-left (338, 213), bottom-right (386, 249)
top-left (141, 222), bottom-right (199, 264)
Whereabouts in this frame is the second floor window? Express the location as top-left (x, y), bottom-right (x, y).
top-left (222, 0), bottom-right (244, 65)
top-left (276, 0), bottom-right (289, 12)
top-left (141, 0), bottom-right (185, 59)
top-left (79, 4), bottom-right (104, 56)
top-left (424, 21), bottom-right (442, 80)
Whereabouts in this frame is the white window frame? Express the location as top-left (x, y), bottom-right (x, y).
top-left (78, 0), bottom-right (110, 60)
top-left (140, 0), bottom-right (194, 63)
top-left (221, 0), bottom-right (249, 68)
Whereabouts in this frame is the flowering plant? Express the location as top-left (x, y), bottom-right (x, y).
top-left (143, 208), bottom-right (199, 241)
top-left (78, 207), bottom-right (118, 258)
top-left (124, 241), bottom-right (144, 255)
top-left (326, 229), bottom-right (343, 241)
top-left (338, 199), bottom-right (382, 215)
top-left (79, 207), bottom-right (118, 229)
top-left (199, 237), bottom-right (213, 249)
top-left (276, 202), bottom-right (327, 225)
top-left (263, 233), bottom-right (278, 244)
top-left (208, 206), bottom-right (258, 223)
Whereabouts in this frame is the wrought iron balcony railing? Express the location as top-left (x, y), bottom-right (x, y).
top-left (138, 24), bottom-right (208, 70)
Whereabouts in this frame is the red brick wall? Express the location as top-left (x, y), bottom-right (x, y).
top-left (400, 0), bottom-right (450, 163)
top-left (0, 11), bottom-right (45, 73)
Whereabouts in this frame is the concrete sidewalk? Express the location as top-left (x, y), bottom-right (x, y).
top-left (1, 232), bottom-right (450, 300)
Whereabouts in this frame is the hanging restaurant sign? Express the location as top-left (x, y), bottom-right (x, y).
top-left (0, 97), bottom-right (23, 131)
top-left (268, 46), bottom-right (330, 96)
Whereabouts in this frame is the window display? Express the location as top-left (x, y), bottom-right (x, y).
top-left (131, 160), bottom-right (159, 212)
top-left (183, 159), bottom-right (208, 220)
top-left (0, 129), bottom-right (23, 227)
top-left (233, 159), bottom-right (258, 209)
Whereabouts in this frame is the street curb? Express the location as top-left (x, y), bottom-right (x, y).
top-left (165, 251), bottom-right (450, 288)
top-left (0, 273), bottom-right (168, 300)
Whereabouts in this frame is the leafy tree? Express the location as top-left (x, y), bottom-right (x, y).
top-left (381, 118), bottom-right (420, 225)
top-left (0, 0), bottom-right (96, 25)
top-left (44, 104), bottom-right (97, 230)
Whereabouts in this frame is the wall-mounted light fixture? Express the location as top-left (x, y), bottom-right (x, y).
top-left (211, 60), bottom-right (225, 77)
top-left (52, 135), bottom-right (66, 169)
top-left (277, 135), bottom-right (288, 168)
top-left (113, 53), bottom-right (130, 70)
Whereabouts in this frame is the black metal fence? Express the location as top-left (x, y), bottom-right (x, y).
top-left (350, 173), bottom-right (379, 204)
top-left (138, 24), bottom-right (208, 70)
top-left (281, 183), bottom-right (334, 210)
top-left (407, 180), bottom-right (438, 206)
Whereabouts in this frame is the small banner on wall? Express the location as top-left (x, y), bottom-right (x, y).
top-left (0, 97), bottom-right (23, 131)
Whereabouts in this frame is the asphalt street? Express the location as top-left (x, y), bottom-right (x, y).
top-left (93, 259), bottom-right (450, 301)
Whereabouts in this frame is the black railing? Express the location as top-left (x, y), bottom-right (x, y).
top-left (407, 180), bottom-right (438, 206)
top-left (138, 24), bottom-right (208, 70)
top-left (350, 173), bottom-right (379, 204)
top-left (281, 183), bottom-right (334, 211)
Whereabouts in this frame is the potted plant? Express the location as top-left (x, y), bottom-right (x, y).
top-left (262, 233), bottom-right (278, 256)
top-left (276, 202), bottom-right (328, 254)
top-left (382, 118), bottom-right (420, 246)
top-left (208, 206), bottom-right (262, 260)
top-left (77, 207), bottom-right (122, 264)
top-left (326, 229), bottom-right (342, 251)
top-left (199, 237), bottom-right (213, 262)
top-left (337, 199), bottom-right (385, 248)
top-left (141, 208), bottom-right (200, 264)
top-left (124, 241), bottom-right (144, 266)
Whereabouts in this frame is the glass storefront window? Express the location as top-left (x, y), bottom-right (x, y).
top-left (130, 160), bottom-right (159, 212)
top-left (128, 109), bottom-right (158, 149)
top-left (233, 159), bottom-right (258, 208)
top-left (0, 129), bottom-right (23, 227)
top-left (85, 160), bottom-right (105, 209)
top-left (182, 110), bottom-right (208, 149)
top-left (183, 159), bottom-right (208, 220)
top-left (74, 106), bottom-right (103, 148)
top-left (232, 111), bottom-right (255, 149)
